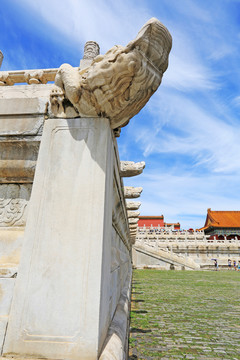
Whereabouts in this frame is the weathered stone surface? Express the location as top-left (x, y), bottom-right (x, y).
top-left (126, 201), bottom-right (141, 210)
top-left (3, 117), bottom-right (131, 360)
top-left (120, 161), bottom-right (145, 177)
top-left (50, 18), bottom-right (172, 129)
top-left (0, 84), bottom-right (52, 136)
top-left (0, 93), bottom-right (48, 116)
top-left (133, 242), bottom-right (200, 270)
top-left (129, 221), bottom-right (138, 226)
top-left (0, 69), bottom-right (57, 86)
top-left (129, 226), bottom-right (138, 231)
top-left (0, 184), bottom-right (31, 227)
top-left (0, 279), bottom-right (16, 314)
top-left (0, 142), bottom-right (39, 183)
top-left (0, 279), bottom-right (15, 352)
top-left (127, 210), bottom-right (140, 218)
top-left (80, 41), bottom-right (100, 69)
top-left (99, 270), bottom-right (131, 360)
top-left (130, 233), bottom-right (137, 237)
top-left (112, 172), bottom-right (131, 251)
top-left (129, 227), bottom-right (138, 232)
top-left (113, 128), bottom-right (121, 138)
top-left (0, 228), bottom-right (24, 269)
top-left (124, 186), bottom-right (142, 198)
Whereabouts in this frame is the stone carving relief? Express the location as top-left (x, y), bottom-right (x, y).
top-left (50, 17), bottom-right (172, 129)
top-left (120, 161), bottom-right (145, 177)
top-left (0, 70), bottom-right (56, 87)
top-left (127, 210), bottom-right (140, 218)
top-left (124, 186), bottom-right (143, 198)
top-left (0, 72), bottom-right (15, 86)
top-left (83, 41), bottom-right (100, 60)
top-left (126, 201), bottom-right (141, 210)
top-left (0, 184), bottom-right (31, 227)
top-left (128, 218), bottom-right (139, 224)
top-left (24, 70), bottom-right (48, 85)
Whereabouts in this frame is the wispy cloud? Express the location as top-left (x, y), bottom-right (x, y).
top-left (124, 170), bottom-right (240, 229)
top-left (17, 0), bottom-right (151, 52)
top-left (136, 90), bottom-right (240, 173)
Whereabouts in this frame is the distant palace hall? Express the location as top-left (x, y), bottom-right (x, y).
top-left (202, 208), bottom-right (240, 240)
top-left (138, 215), bottom-right (180, 230)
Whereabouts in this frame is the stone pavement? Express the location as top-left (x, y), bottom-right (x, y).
top-left (129, 270), bottom-right (240, 359)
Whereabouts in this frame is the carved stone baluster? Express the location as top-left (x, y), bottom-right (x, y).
top-left (24, 70), bottom-right (48, 84)
top-left (0, 72), bottom-right (15, 86)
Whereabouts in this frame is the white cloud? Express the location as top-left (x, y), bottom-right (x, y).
top-left (135, 90), bottom-right (240, 174)
top-left (164, 53), bottom-right (216, 91)
top-left (17, 0), bottom-right (151, 52)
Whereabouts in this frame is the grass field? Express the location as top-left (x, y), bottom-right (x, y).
top-left (129, 270), bottom-right (240, 360)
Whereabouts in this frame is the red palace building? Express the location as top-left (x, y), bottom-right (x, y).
top-left (202, 209), bottom-right (240, 239)
top-left (138, 215), bottom-right (180, 230)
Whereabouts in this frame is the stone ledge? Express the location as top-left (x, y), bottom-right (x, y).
top-left (99, 268), bottom-right (132, 360)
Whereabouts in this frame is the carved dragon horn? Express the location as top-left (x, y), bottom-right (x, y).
top-left (126, 17), bottom-right (172, 73)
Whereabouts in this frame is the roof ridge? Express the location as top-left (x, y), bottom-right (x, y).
top-left (211, 210), bottom-right (240, 212)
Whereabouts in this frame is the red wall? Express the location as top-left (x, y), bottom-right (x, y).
top-left (138, 217), bottom-right (164, 227)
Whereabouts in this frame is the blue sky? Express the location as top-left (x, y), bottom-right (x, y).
top-left (1, 0), bottom-right (240, 229)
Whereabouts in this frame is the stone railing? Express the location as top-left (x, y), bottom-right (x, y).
top-left (138, 226), bottom-right (205, 235)
top-left (137, 227), bottom-right (240, 246)
top-left (135, 237), bottom-right (240, 248)
top-left (133, 226), bottom-right (240, 270)
top-left (0, 68), bottom-right (57, 85)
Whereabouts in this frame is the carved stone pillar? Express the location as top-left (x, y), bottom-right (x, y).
top-left (79, 41), bottom-right (100, 69)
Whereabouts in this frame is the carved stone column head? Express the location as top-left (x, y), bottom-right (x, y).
top-left (83, 41), bottom-right (100, 60)
top-left (52, 18), bottom-right (172, 128)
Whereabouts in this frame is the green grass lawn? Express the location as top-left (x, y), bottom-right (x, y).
top-left (129, 270), bottom-right (240, 360)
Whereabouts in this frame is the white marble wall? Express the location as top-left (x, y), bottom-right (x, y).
top-left (1, 114), bottom-right (131, 360)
